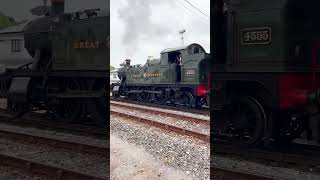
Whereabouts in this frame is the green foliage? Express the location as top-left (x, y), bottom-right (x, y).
top-left (0, 15), bottom-right (15, 30)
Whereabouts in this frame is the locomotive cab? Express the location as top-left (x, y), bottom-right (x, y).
top-left (161, 47), bottom-right (184, 83)
top-left (161, 43), bottom-right (209, 84)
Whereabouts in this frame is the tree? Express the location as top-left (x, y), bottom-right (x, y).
top-left (0, 12), bottom-right (15, 30)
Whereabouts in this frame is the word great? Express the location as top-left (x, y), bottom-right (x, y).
top-left (73, 41), bottom-right (100, 49)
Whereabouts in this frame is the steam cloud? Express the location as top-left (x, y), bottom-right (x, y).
top-left (118, 0), bottom-right (171, 57)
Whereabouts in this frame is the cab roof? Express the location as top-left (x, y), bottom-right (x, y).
top-left (160, 43), bottom-right (206, 54)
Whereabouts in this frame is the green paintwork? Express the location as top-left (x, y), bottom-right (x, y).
top-left (51, 11), bottom-right (109, 70)
top-left (125, 43), bottom-right (209, 85)
top-left (225, 0), bottom-right (320, 71)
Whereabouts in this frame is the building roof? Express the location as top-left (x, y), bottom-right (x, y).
top-left (0, 21), bottom-right (30, 34)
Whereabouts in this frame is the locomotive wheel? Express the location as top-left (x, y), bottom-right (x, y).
top-left (266, 110), bottom-right (306, 145)
top-left (181, 91), bottom-right (193, 107)
top-left (168, 89), bottom-right (177, 105)
top-left (112, 92), bottom-right (119, 98)
top-left (7, 100), bottom-right (28, 118)
top-left (55, 80), bottom-right (81, 122)
top-left (154, 88), bottom-right (166, 104)
top-left (128, 93), bottom-right (137, 101)
top-left (110, 85), bottom-right (119, 98)
top-left (88, 95), bottom-right (106, 127)
top-left (87, 80), bottom-right (107, 126)
top-left (231, 96), bottom-right (266, 147)
top-left (195, 97), bottom-right (206, 109)
top-left (138, 88), bottom-right (149, 102)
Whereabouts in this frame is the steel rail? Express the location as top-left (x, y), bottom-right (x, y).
top-left (111, 110), bottom-right (210, 142)
top-left (212, 165), bottom-right (282, 180)
top-left (0, 127), bottom-right (108, 156)
top-left (0, 109), bottom-right (106, 138)
top-left (214, 144), bottom-right (320, 168)
top-left (0, 153), bottom-right (107, 180)
top-left (111, 101), bottom-right (209, 125)
top-left (110, 97), bottom-right (209, 116)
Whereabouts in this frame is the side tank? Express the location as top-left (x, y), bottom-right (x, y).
top-left (50, 10), bottom-right (109, 70)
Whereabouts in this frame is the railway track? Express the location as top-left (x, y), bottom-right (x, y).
top-left (111, 101), bottom-right (209, 125)
top-left (110, 102), bottom-right (210, 142)
top-left (0, 100), bottom-right (108, 179)
top-left (214, 143), bottom-right (320, 173)
top-left (110, 96), bottom-right (209, 116)
top-left (0, 154), bottom-right (106, 180)
top-left (0, 124), bottom-right (108, 179)
top-left (0, 126), bottom-right (108, 156)
top-left (0, 109), bottom-right (106, 139)
top-left (212, 165), bottom-right (280, 180)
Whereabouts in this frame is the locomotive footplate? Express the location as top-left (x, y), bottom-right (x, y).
top-left (48, 91), bottom-right (105, 98)
top-left (127, 90), bottom-right (143, 94)
top-left (139, 90), bottom-right (160, 94)
top-left (6, 69), bottom-right (108, 78)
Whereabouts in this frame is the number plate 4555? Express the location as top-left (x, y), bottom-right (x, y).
top-left (240, 27), bottom-right (271, 45)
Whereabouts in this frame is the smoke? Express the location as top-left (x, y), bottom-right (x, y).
top-left (118, 0), bottom-right (171, 57)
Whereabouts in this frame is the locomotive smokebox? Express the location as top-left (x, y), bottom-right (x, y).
top-left (51, 0), bottom-right (65, 15)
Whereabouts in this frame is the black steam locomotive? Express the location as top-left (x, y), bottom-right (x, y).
top-left (211, 0), bottom-right (320, 147)
top-left (0, 0), bottom-right (109, 126)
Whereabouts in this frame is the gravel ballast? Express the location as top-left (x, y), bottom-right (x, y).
top-left (110, 115), bottom-right (210, 179)
top-left (111, 134), bottom-right (193, 179)
top-left (0, 165), bottom-right (50, 180)
top-left (0, 138), bottom-right (108, 178)
top-left (0, 124), bottom-right (108, 178)
top-left (111, 106), bottom-right (209, 135)
top-left (111, 101), bottom-right (209, 121)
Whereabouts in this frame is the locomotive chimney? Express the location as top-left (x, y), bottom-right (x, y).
top-left (125, 59), bottom-right (131, 66)
top-left (51, 0), bottom-right (65, 16)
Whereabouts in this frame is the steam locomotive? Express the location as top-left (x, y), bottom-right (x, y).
top-left (112, 43), bottom-right (210, 108)
top-left (0, 0), bottom-right (109, 126)
top-left (211, 0), bottom-right (320, 146)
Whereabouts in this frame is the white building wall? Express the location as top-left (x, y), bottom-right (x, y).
top-left (110, 69), bottom-right (120, 84)
top-left (0, 33), bottom-right (32, 72)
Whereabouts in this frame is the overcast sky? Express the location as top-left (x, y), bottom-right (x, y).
top-left (1, 0), bottom-right (209, 68)
top-left (0, 0), bottom-right (108, 21)
top-left (110, 0), bottom-right (210, 68)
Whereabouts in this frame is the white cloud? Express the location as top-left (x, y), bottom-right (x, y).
top-left (111, 0), bottom-right (210, 68)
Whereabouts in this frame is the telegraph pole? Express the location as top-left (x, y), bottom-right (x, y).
top-left (179, 29), bottom-right (186, 46)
